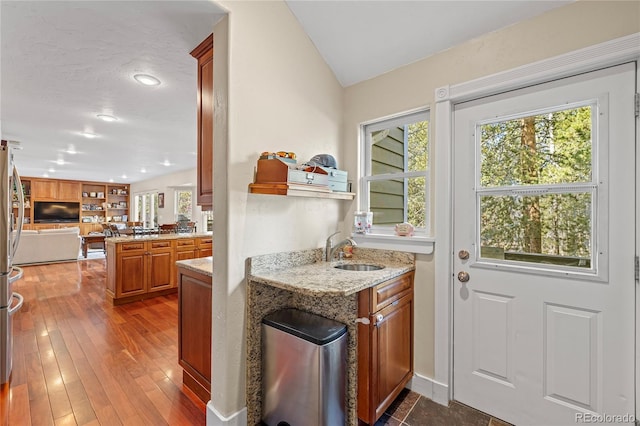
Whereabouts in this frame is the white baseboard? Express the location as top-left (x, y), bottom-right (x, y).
top-left (206, 402), bottom-right (247, 426)
top-left (408, 373), bottom-right (449, 407)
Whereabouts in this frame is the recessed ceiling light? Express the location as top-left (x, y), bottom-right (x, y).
top-left (133, 74), bottom-right (161, 86)
top-left (56, 159), bottom-right (65, 166)
top-left (81, 132), bottom-right (97, 139)
top-left (121, 174), bottom-right (127, 179)
top-left (66, 145), bottom-right (77, 154)
top-left (48, 168), bottom-right (55, 173)
top-left (163, 160), bottom-right (171, 167)
top-left (42, 173), bottom-right (49, 178)
top-left (97, 114), bottom-right (118, 122)
top-left (109, 178), bottom-right (114, 183)
top-left (140, 168), bottom-right (147, 173)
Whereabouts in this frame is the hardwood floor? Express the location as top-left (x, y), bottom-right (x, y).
top-left (0, 259), bottom-right (206, 426)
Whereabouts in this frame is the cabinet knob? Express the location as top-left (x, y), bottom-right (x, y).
top-left (375, 313), bottom-right (384, 325)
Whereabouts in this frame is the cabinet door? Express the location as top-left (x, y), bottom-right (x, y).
top-left (178, 269), bottom-right (212, 401)
top-left (148, 242), bottom-right (174, 292)
top-left (58, 181), bottom-right (81, 201)
top-left (373, 293), bottom-right (413, 419)
top-left (118, 251), bottom-right (146, 298)
top-left (192, 35), bottom-right (213, 208)
top-left (32, 180), bottom-right (58, 199)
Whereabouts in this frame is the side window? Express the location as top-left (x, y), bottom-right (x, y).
top-left (175, 189), bottom-right (193, 221)
top-left (361, 109), bottom-right (430, 236)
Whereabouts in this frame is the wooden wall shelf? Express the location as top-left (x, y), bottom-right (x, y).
top-left (248, 183), bottom-right (355, 200)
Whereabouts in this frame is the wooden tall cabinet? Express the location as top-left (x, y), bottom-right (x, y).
top-left (358, 271), bottom-right (414, 425)
top-left (190, 34), bottom-right (213, 210)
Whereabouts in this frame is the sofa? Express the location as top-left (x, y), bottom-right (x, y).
top-left (12, 227), bottom-right (82, 265)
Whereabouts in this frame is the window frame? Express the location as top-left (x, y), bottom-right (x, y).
top-left (356, 108), bottom-right (434, 254)
top-left (133, 191), bottom-right (158, 228)
top-left (469, 97), bottom-right (607, 281)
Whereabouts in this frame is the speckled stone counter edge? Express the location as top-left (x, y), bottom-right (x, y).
top-left (245, 248), bottom-right (415, 426)
top-left (175, 257), bottom-right (212, 277)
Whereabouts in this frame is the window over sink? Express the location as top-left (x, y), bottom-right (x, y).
top-left (357, 108), bottom-right (433, 254)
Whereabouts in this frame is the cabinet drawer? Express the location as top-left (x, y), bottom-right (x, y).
top-left (177, 239), bottom-right (196, 248)
top-left (121, 242), bottom-right (144, 251)
top-left (151, 241), bottom-right (171, 249)
top-left (198, 238), bottom-right (212, 247)
top-left (371, 271), bottom-right (414, 312)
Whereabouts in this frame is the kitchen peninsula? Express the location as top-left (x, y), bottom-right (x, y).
top-left (246, 248), bottom-right (415, 426)
top-left (105, 233), bottom-right (212, 305)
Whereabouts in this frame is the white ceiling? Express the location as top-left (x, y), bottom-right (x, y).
top-left (1, 0), bottom-right (572, 184)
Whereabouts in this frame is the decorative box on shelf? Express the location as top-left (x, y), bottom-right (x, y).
top-left (249, 158), bottom-right (354, 200)
top-left (255, 158), bottom-right (329, 187)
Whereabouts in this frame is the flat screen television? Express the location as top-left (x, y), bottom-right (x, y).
top-left (33, 201), bottom-right (80, 223)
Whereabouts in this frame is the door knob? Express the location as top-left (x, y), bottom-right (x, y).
top-left (457, 271), bottom-right (470, 283)
top-left (458, 250), bottom-right (469, 260)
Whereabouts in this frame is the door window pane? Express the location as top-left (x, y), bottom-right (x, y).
top-left (480, 106), bottom-right (592, 187)
top-left (479, 192), bottom-right (592, 268)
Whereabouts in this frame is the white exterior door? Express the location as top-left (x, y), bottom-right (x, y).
top-left (453, 63), bottom-right (636, 426)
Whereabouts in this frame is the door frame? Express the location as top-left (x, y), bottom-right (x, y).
top-left (431, 32), bottom-right (640, 408)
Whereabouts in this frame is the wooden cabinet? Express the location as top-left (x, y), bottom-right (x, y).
top-left (190, 34), bottom-right (213, 210)
top-left (106, 235), bottom-right (212, 305)
top-left (358, 271), bottom-right (414, 425)
top-left (106, 185), bottom-right (129, 222)
top-left (196, 236), bottom-right (212, 257)
top-left (176, 238), bottom-right (197, 261)
top-left (177, 265), bottom-right (212, 403)
top-left (106, 240), bottom-right (175, 304)
top-left (81, 183), bottom-right (107, 223)
top-left (32, 179), bottom-right (80, 201)
top-left (22, 177), bottom-right (128, 229)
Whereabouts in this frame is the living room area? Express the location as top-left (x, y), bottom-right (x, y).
top-left (11, 168), bottom-right (212, 266)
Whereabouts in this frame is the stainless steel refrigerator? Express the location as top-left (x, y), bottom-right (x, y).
top-left (0, 140), bottom-right (24, 385)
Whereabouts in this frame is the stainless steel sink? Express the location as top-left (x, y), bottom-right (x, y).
top-left (333, 263), bottom-right (384, 271)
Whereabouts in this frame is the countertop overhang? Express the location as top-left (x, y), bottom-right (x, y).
top-left (176, 256), bottom-right (213, 277)
top-left (105, 232), bottom-right (212, 243)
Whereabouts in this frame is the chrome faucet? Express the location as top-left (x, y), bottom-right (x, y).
top-left (325, 231), bottom-right (357, 262)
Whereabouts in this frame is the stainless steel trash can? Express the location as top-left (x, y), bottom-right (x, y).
top-left (262, 308), bottom-right (347, 426)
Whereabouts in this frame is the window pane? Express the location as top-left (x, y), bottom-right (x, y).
top-left (369, 176), bottom-right (426, 228)
top-left (479, 192), bottom-right (592, 268)
top-left (407, 121), bottom-right (428, 173)
top-left (370, 119), bottom-right (428, 176)
top-left (480, 106), bottom-right (592, 187)
top-left (176, 190), bottom-right (192, 219)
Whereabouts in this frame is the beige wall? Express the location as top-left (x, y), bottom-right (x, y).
top-left (211, 0), bottom-right (345, 418)
top-left (343, 0), bottom-right (640, 380)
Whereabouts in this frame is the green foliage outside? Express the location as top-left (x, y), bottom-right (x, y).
top-left (176, 190), bottom-right (192, 219)
top-left (407, 121), bottom-right (428, 228)
top-left (479, 106), bottom-right (593, 264)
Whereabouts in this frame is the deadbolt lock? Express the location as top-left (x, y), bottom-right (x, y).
top-left (458, 250), bottom-right (470, 260)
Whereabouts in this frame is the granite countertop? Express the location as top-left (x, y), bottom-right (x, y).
top-left (106, 232), bottom-right (212, 243)
top-left (176, 256), bottom-right (213, 277)
top-left (248, 248), bottom-right (415, 296)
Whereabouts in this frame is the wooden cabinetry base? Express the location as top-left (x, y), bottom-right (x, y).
top-left (182, 371), bottom-right (210, 403)
top-left (106, 287), bottom-right (177, 306)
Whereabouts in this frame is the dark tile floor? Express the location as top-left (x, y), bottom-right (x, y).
top-left (374, 389), bottom-right (513, 426)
